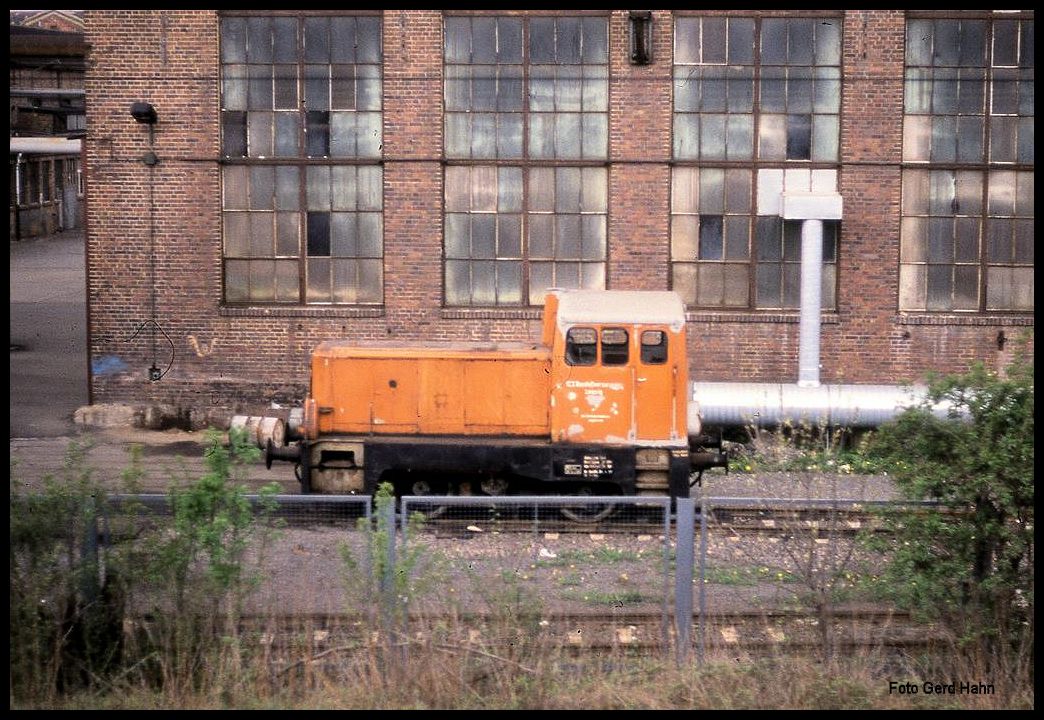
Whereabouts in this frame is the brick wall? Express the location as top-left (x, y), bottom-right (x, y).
top-left (84, 10), bottom-right (1033, 424)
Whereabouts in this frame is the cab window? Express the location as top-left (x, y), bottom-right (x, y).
top-left (566, 327), bottom-right (597, 366)
top-left (640, 330), bottom-right (668, 365)
top-left (601, 328), bottom-right (629, 366)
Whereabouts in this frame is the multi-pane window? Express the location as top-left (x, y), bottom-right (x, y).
top-left (445, 15), bottom-right (608, 160)
top-left (671, 15), bottom-right (841, 310)
top-left (901, 13), bottom-right (1034, 312)
top-left (904, 16), bottom-right (1033, 164)
top-left (674, 16), bottom-right (841, 161)
top-left (445, 165), bottom-right (607, 306)
top-left (220, 14), bottom-right (383, 305)
top-left (444, 14), bottom-right (609, 306)
top-left (900, 170), bottom-right (1033, 311)
top-left (671, 167), bottom-right (837, 309)
top-left (754, 217), bottom-right (838, 310)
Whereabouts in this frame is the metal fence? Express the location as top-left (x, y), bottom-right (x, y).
top-left (80, 492), bottom-right (904, 663)
top-left (397, 495), bottom-right (683, 658)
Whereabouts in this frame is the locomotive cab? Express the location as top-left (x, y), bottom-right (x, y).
top-left (545, 290), bottom-right (693, 497)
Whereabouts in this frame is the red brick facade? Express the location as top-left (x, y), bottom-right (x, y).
top-left (84, 10), bottom-right (1033, 423)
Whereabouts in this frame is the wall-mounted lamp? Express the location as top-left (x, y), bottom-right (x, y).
top-left (130, 102), bottom-right (159, 165)
top-left (629, 10), bottom-right (653, 65)
top-left (129, 101), bottom-right (157, 124)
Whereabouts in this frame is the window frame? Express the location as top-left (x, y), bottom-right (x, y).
top-left (565, 326), bottom-right (598, 366)
top-left (219, 10), bottom-right (385, 308)
top-left (670, 12), bottom-right (844, 312)
top-left (442, 12), bottom-right (611, 308)
top-left (900, 10), bottom-right (1034, 314)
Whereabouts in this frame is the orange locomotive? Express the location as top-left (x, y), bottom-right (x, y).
top-left (266, 290), bottom-right (727, 504)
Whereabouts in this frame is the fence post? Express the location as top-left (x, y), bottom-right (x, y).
top-left (661, 499), bottom-right (671, 654)
top-left (674, 497), bottom-right (695, 665)
top-left (698, 499), bottom-right (708, 664)
top-left (81, 495), bottom-right (100, 606)
top-left (378, 499), bottom-right (400, 659)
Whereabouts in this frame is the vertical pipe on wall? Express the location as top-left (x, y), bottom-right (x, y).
top-left (798, 219), bottom-right (824, 387)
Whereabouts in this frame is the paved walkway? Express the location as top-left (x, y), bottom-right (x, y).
top-left (10, 229), bottom-right (88, 438)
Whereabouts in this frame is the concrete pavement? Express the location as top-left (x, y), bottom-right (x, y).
top-left (8, 230), bottom-right (300, 491)
top-left (10, 229), bottom-right (88, 438)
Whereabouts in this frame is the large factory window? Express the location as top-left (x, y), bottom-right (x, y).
top-left (901, 12), bottom-right (1034, 312)
top-left (220, 13), bottom-right (383, 306)
top-left (443, 13), bottom-right (609, 307)
top-left (671, 13), bottom-right (842, 311)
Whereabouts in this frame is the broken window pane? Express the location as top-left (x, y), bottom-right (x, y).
top-left (699, 216), bottom-right (723, 260)
top-left (307, 212), bottom-right (331, 256)
top-left (306, 111), bottom-right (330, 157)
top-left (786, 114), bottom-right (812, 159)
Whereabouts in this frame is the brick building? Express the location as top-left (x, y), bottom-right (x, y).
top-left (82, 10), bottom-right (1033, 424)
top-left (10, 15), bottom-right (86, 239)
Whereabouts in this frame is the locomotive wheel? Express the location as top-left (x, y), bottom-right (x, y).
top-left (403, 478), bottom-right (450, 519)
top-left (559, 486), bottom-right (616, 523)
top-left (480, 476), bottom-right (510, 496)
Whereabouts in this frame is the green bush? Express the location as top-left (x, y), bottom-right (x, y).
top-left (866, 353), bottom-right (1033, 644)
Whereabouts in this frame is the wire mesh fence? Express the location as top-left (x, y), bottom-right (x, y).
top-left (690, 495), bottom-right (906, 659)
top-left (43, 490), bottom-right (902, 670)
top-left (397, 495), bottom-right (677, 653)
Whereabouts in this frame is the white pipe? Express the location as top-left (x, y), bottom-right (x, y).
top-left (15, 152), bottom-right (24, 205)
top-left (690, 382), bottom-right (965, 429)
top-left (798, 218), bottom-right (823, 387)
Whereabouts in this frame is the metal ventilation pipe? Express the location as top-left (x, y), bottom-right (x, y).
top-left (798, 218), bottom-right (823, 387)
top-left (690, 381), bottom-right (965, 429)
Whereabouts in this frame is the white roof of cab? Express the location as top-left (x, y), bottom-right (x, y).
top-left (554, 290), bottom-right (686, 332)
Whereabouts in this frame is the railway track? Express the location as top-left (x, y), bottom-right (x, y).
top-left (124, 607), bottom-right (941, 659)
